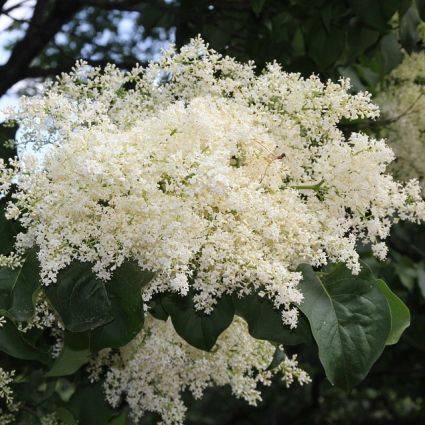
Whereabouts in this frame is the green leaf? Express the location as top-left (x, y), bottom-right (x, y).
top-left (348, 0), bottom-right (400, 30)
top-left (416, 0), bottom-right (425, 20)
top-left (56, 407), bottom-right (78, 425)
top-left (44, 262), bottom-right (113, 332)
top-left (250, 0), bottom-right (267, 16)
top-left (0, 319), bottom-right (49, 364)
top-left (0, 122), bottom-right (17, 162)
top-left (376, 279), bottom-right (410, 345)
top-left (91, 263), bottom-right (154, 351)
top-left (149, 295), bottom-right (169, 321)
top-left (162, 293), bottom-right (235, 351)
top-left (393, 253), bottom-right (417, 291)
top-left (68, 382), bottom-right (118, 425)
top-left (267, 346), bottom-right (286, 370)
top-left (344, 18), bottom-right (380, 65)
top-left (46, 332), bottom-right (91, 377)
top-left (399, 4), bottom-right (421, 52)
top-left (297, 263), bottom-right (391, 390)
top-left (307, 21), bottom-right (345, 70)
top-left (0, 197), bottom-right (22, 256)
top-left (380, 33), bottom-right (403, 74)
top-left (233, 293), bottom-right (311, 345)
top-left (108, 411), bottom-right (128, 425)
top-left (338, 66), bottom-right (367, 92)
top-left (0, 250), bottom-right (40, 321)
top-left (55, 378), bottom-right (77, 402)
top-left (418, 265), bottom-right (425, 299)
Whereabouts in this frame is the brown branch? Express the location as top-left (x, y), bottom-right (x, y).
top-left (1, 0), bottom-right (32, 15)
top-left (0, 1), bottom-right (83, 96)
top-left (0, 0), bottom-right (8, 12)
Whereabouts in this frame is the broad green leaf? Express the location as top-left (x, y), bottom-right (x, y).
top-left (46, 332), bottom-right (91, 377)
top-left (376, 279), bottom-right (410, 345)
top-left (338, 66), bottom-right (367, 92)
top-left (44, 262), bottom-right (113, 332)
top-left (297, 263), bottom-right (391, 390)
top-left (91, 263), bottom-right (154, 351)
top-left (399, 4), bottom-right (421, 53)
top-left (291, 28), bottom-right (305, 56)
top-left (416, 0), bottom-right (425, 20)
top-left (149, 294), bottom-right (169, 321)
top-left (234, 293), bottom-right (311, 345)
top-left (307, 21), bottom-right (345, 70)
top-left (267, 346), bottom-right (286, 370)
top-left (68, 382), bottom-right (118, 425)
top-left (162, 293), bottom-right (235, 351)
top-left (380, 33), bottom-right (403, 74)
top-left (56, 407), bottom-right (77, 425)
top-left (348, 0), bottom-right (400, 30)
top-left (0, 319), bottom-right (49, 364)
top-left (393, 253), bottom-right (417, 291)
top-left (355, 62), bottom-right (382, 88)
top-left (0, 250), bottom-right (40, 321)
top-left (345, 23), bottom-right (380, 63)
top-left (108, 411), bottom-right (128, 425)
top-left (250, 0), bottom-right (267, 16)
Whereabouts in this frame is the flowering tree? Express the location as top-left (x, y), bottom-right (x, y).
top-left (0, 39), bottom-right (421, 424)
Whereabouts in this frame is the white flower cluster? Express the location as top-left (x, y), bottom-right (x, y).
top-left (0, 368), bottom-right (18, 425)
top-left (88, 316), bottom-right (310, 425)
top-left (2, 37), bottom-right (424, 327)
top-left (16, 293), bottom-right (60, 334)
top-left (39, 413), bottom-right (61, 425)
top-left (376, 52), bottom-right (425, 193)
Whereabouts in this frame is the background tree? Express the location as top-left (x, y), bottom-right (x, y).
top-left (1, 0), bottom-right (425, 97)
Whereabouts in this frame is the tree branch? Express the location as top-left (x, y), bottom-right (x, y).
top-left (1, 0), bottom-right (32, 15)
top-left (0, 0), bottom-right (82, 96)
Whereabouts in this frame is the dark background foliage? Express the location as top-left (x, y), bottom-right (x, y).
top-left (0, 1), bottom-right (424, 424)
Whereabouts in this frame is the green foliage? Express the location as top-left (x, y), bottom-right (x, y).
top-left (3, 0), bottom-right (425, 97)
top-left (297, 262), bottom-right (391, 390)
top-left (187, 228), bottom-right (425, 425)
top-left (417, 0), bottom-right (425, 20)
top-left (91, 263), bottom-right (154, 351)
top-left (0, 199), bottom-right (21, 257)
top-left (400, 3), bottom-right (422, 52)
top-left (0, 250), bottom-right (40, 321)
top-left (347, 0), bottom-right (399, 30)
top-left (44, 262), bottom-right (114, 332)
top-left (67, 381), bottom-right (121, 425)
top-left (46, 332), bottom-right (91, 377)
top-left (0, 319), bottom-right (49, 364)
top-left (160, 293), bottom-right (235, 351)
top-left (173, 0), bottom-right (425, 92)
top-left (233, 293), bottom-right (311, 345)
top-left (376, 279), bottom-right (411, 345)
top-left (250, 0), bottom-right (268, 16)
top-left (156, 290), bottom-right (312, 352)
top-left (0, 122), bottom-right (17, 162)
top-left (266, 346), bottom-right (286, 370)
